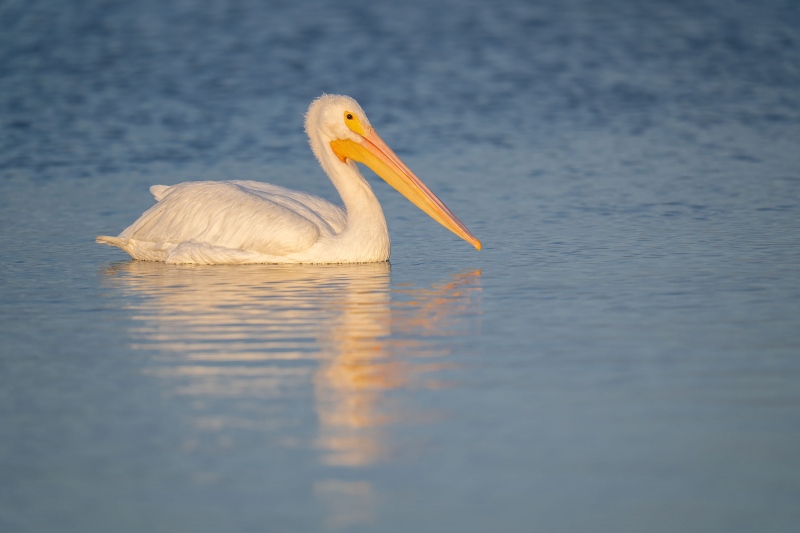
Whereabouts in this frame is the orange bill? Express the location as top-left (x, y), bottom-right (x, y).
top-left (331, 130), bottom-right (481, 250)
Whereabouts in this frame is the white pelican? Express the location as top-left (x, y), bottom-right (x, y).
top-left (96, 95), bottom-right (481, 264)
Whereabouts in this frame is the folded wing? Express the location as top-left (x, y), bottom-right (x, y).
top-left (119, 181), bottom-right (343, 256)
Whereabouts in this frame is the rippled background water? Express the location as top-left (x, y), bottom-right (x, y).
top-left (2, 0), bottom-right (799, 531)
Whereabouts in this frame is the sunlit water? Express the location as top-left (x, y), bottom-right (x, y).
top-left (2, 0), bottom-right (800, 532)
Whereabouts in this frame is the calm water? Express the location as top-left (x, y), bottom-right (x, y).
top-left (2, 0), bottom-right (800, 531)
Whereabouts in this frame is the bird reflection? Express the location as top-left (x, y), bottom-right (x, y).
top-left (100, 261), bottom-right (481, 528)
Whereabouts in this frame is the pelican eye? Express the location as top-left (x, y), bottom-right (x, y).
top-left (343, 110), bottom-right (366, 135)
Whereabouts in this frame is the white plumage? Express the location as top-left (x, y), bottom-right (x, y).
top-left (97, 95), bottom-right (480, 264)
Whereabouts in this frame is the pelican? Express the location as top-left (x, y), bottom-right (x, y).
top-left (96, 95), bottom-right (481, 264)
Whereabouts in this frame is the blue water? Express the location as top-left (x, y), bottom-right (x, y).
top-left (2, 0), bottom-right (800, 531)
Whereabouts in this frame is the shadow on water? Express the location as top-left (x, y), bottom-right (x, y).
top-left (98, 261), bottom-right (481, 529)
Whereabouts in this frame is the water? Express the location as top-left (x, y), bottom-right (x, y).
top-left (2, 0), bottom-right (800, 531)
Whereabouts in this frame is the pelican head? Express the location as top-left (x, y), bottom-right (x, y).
top-left (305, 95), bottom-right (481, 251)
top-left (306, 94), bottom-right (372, 142)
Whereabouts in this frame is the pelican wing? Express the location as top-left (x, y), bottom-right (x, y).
top-left (120, 181), bottom-right (341, 256)
top-left (229, 180), bottom-right (347, 234)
